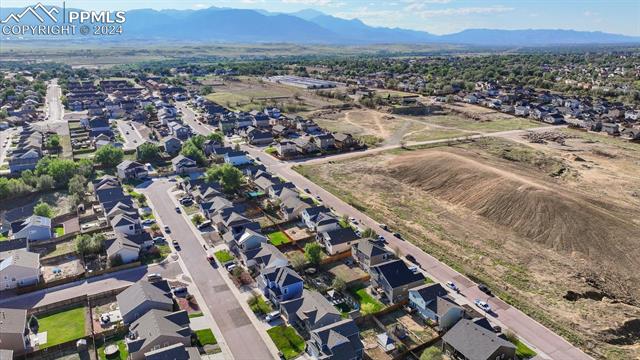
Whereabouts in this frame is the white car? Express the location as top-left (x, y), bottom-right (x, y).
top-left (474, 299), bottom-right (491, 312)
top-left (265, 310), bottom-right (280, 322)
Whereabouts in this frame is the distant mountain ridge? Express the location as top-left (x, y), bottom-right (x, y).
top-left (1, 5), bottom-right (638, 45)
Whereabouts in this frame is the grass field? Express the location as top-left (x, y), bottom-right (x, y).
top-left (38, 306), bottom-right (86, 348)
top-left (248, 294), bottom-right (273, 315)
top-left (420, 114), bottom-right (540, 133)
top-left (349, 286), bottom-right (384, 314)
top-left (214, 250), bottom-right (234, 263)
top-left (98, 335), bottom-right (128, 360)
top-left (267, 231), bottom-right (291, 246)
top-left (195, 329), bottom-right (218, 347)
top-left (267, 325), bottom-right (305, 360)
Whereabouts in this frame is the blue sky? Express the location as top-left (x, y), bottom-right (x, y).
top-left (3, 0), bottom-right (640, 35)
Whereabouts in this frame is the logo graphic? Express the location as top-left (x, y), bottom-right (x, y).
top-left (1, 3), bottom-right (59, 23)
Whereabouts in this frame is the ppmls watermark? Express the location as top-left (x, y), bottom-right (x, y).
top-left (1, 2), bottom-right (126, 37)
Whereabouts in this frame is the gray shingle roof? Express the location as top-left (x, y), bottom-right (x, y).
top-left (442, 319), bottom-right (516, 360)
top-left (116, 280), bottom-right (172, 319)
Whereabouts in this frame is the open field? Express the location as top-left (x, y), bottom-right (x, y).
top-left (206, 76), bottom-right (344, 113)
top-left (313, 108), bottom-right (541, 147)
top-left (294, 135), bottom-right (640, 359)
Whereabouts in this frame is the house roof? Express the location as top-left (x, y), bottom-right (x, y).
top-left (280, 289), bottom-right (340, 327)
top-left (303, 206), bottom-right (330, 219)
top-left (321, 228), bottom-right (359, 246)
top-left (426, 295), bottom-right (461, 318)
top-left (354, 238), bottom-right (389, 258)
top-left (442, 319), bottom-right (515, 360)
top-left (0, 308), bottom-right (27, 335)
top-left (0, 249), bottom-right (39, 271)
top-left (144, 343), bottom-right (195, 360)
top-left (310, 318), bottom-right (363, 360)
top-left (372, 259), bottom-right (425, 288)
top-left (106, 235), bottom-right (141, 258)
top-left (116, 280), bottom-right (172, 319)
top-left (243, 243), bottom-right (288, 269)
top-left (275, 267), bottom-right (303, 287)
top-left (172, 155), bottom-right (197, 167)
top-left (128, 310), bottom-right (190, 355)
top-left (410, 283), bottom-right (448, 303)
top-left (332, 133), bottom-right (353, 142)
top-left (10, 215), bottom-right (51, 234)
top-left (116, 160), bottom-right (144, 171)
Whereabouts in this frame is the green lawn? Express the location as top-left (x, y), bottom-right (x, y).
top-left (349, 286), bottom-right (384, 314)
top-left (267, 231), bottom-right (291, 246)
top-left (141, 244), bottom-right (171, 265)
top-left (188, 312), bottom-right (204, 318)
top-left (0, 233), bottom-right (7, 241)
top-left (214, 250), bottom-right (234, 263)
top-left (514, 339), bottom-right (537, 358)
top-left (54, 225), bottom-right (65, 237)
top-left (98, 335), bottom-right (128, 360)
top-left (248, 295), bottom-right (272, 315)
top-left (141, 213), bottom-right (155, 221)
top-left (267, 325), bottom-right (305, 360)
top-left (194, 329), bottom-right (218, 347)
top-left (37, 306), bottom-right (87, 348)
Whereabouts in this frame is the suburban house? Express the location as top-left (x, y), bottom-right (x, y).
top-left (0, 308), bottom-right (27, 355)
top-left (409, 283), bottom-right (463, 330)
top-left (235, 228), bottom-right (268, 252)
top-left (332, 133), bottom-right (358, 150)
top-left (275, 141), bottom-right (297, 157)
top-left (116, 160), bottom-right (149, 181)
top-left (312, 133), bottom-right (336, 150)
top-left (117, 280), bottom-right (174, 324)
top-left (172, 155), bottom-right (198, 174)
top-left (258, 266), bottom-right (304, 306)
top-left (306, 318), bottom-right (364, 360)
top-left (318, 228), bottom-right (359, 255)
top-left (8, 149), bottom-right (41, 174)
top-left (543, 112), bottom-right (565, 124)
top-left (162, 136), bottom-right (182, 155)
top-left (224, 151), bottom-right (251, 166)
top-left (106, 235), bottom-right (141, 264)
top-left (248, 130), bottom-right (274, 145)
top-left (301, 206), bottom-right (339, 233)
top-left (279, 191), bottom-right (313, 221)
top-left (241, 243), bottom-right (288, 271)
top-left (144, 343), bottom-right (201, 360)
top-left (10, 215), bottom-right (52, 241)
top-left (370, 259), bottom-right (425, 303)
top-left (0, 250), bottom-right (41, 289)
top-left (126, 309), bottom-right (191, 360)
top-left (110, 214), bottom-right (142, 236)
top-left (280, 290), bottom-right (342, 332)
top-left (351, 239), bottom-right (393, 272)
top-left (442, 319), bottom-right (516, 360)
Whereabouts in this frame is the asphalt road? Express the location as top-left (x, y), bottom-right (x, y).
top-left (241, 140), bottom-right (591, 360)
top-left (115, 119), bottom-right (147, 150)
top-left (0, 261), bottom-right (182, 309)
top-left (143, 180), bottom-right (274, 360)
top-left (45, 79), bottom-right (64, 124)
top-left (176, 101), bottom-right (212, 135)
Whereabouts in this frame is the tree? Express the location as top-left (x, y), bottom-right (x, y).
top-left (35, 157), bottom-right (78, 186)
top-left (420, 347), bottom-right (443, 360)
top-left (180, 142), bottom-right (206, 166)
top-left (76, 233), bottom-right (104, 256)
top-left (46, 134), bottom-right (60, 150)
top-left (361, 228), bottom-right (376, 239)
top-left (68, 174), bottom-right (87, 203)
top-left (304, 242), bottom-right (323, 265)
top-left (360, 303), bottom-right (376, 315)
top-left (201, 85), bottom-right (213, 95)
top-left (150, 223), bottom-right (160, 234)
top-left (332, 276), bottom-right (346, 292)
top-left (204, 164), bottom-right (243, 192)
top-left (36, 175), bottom-right (55, 191)
top-left (192, 213), bottom-right (205, 226)
top-left (95, 145), bottom-right (124, 168)
top-left (75, 234), bottom-right (92, 255)
top-left (136, 142), bottom-right (160, 162)
top-left (206, 132), bottom-right (224, 143)
top-left (77, 159), bottom-right (94, 178)
top-left (33, 202), bottom-right (53, 218)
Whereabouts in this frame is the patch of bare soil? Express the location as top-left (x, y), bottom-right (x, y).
top-left (386, 150), bottom-right (640, 275)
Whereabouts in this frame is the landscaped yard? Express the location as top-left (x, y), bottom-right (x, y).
top-left (513, 339), bottom-right (537, 358)
top-left (188, 312), bottom-right (204, 318)
top-left (267, 231), bottom-right (291, 246)
top-left (0, 233), bottom-right (7, 241)
top-left (98, 335), bottom-right (128, 360)
top-left (267, 325), bottom-right (305, 360)
top-left (37, 306), bottom-right (87, 348)
top-left (194, 328), bottom-right (218, 347)
top-left (349, 285), bottom-right (384, 314)
top-left (42, 240), bottom-right (76, 259)
top-left (141, 244), bottom-right (171, 264)
top-left (54, 225), bottom-right (65, 237)
top-left (214, 250), bottom-right (234, 263)
top-left (248, 294), bottom-right (272, 315)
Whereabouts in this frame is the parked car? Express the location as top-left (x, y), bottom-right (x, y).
top-left (405, 254), bottom-right (418, 265)
top-left (446, 281), bottom-right (460, 293)
top-left (478, 284), bottom-right (492, 296)
top-left (152, 236), bottom-right (165, 243)
top-left (265, 310), bottom-right (280, 322)
top-left (147, 273), bottom-right (162, 282)
top-left (164, 225), bottom-right (171, 233)
top-left (142, 219), bottom-right (156, 226)
top-left (474, 299), bottom-right (491, 312)
top-left (175, 206), bottom-right (181, 213)
top-left (172, 287), bottom-right (188, 296)
top-left (304, 188), bottom-right (311, 193)
top-left (225, 263), bottom-right (237, 272)
top-left (393, 232), bottom-right (403, 240)
top-left (379, 223), bottom-right (388, 230)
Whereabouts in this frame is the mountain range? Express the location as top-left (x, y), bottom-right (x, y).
top-left (1, 5), bottom-right (638, 46)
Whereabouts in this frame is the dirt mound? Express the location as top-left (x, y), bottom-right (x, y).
top-left (385, 150), bottom-right (640, 272)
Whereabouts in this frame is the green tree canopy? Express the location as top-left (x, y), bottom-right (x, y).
top-left (136, 142), bottom-right (161, 163)
top-left (95, 145), bottom-right (124, 168)
top-left (33, 201), bottom-right (53, 218)
top-left (204, 164), bottom-right (243, 192)
top-left (304, 242), bottom-right (323, 265)
top-left (35, 157), bottom-right (78, 186)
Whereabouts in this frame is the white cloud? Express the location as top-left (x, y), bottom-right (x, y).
top-left (192, 3), bottom-right (208, 9)
top-left (416, 6), bottom-right (514, 18)
top-left (281, 0), bottom-right (334, 5)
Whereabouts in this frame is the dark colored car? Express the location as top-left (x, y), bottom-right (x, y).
top-left (478, 283), bottom-right (492, 296)
top-left (406, 255), bottom-right (418, 264)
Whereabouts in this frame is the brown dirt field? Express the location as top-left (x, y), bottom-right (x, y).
top-left (295, 138), bottom-right (640, 359)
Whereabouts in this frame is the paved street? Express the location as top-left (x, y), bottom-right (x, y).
top-left (142, 180), bottom-right (275, 360)
top-left (115, 119), bottom-right (148, 150)
top-left (0, 261), bottom-right (182, 308)
top-left (176, 101), bottom-right (213, 135)
top-left (45, 79), bottom-right (64, 124)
